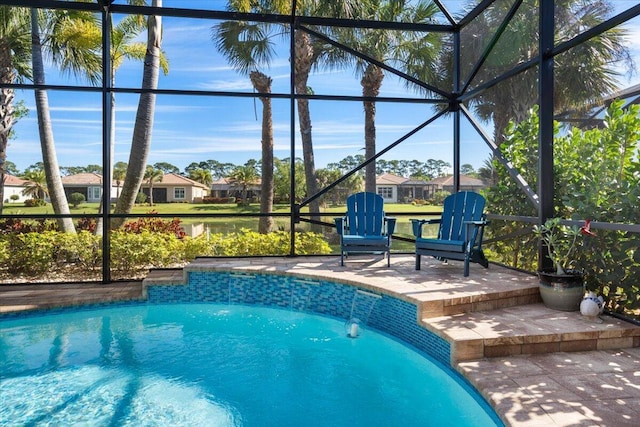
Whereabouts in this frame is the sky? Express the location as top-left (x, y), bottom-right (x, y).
top-left (8, 0), bottom-right (640, 176)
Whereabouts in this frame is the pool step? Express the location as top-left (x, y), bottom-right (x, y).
top-left (421, 303), bottom-right (640, 363)
top-left (418, 285), bottom-right (541, 319)
top-left (0, 282), bottom-right (144, 313)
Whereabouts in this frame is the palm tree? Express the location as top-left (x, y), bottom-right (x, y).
top-left (213, 12), bottom-right (277, 233)
top-left (30, 7), bottom-right (102, 233)
top-left (229, 165), bottom-right (259, 207)
top-left (112, 0), bottom-right (164, 228)
top-left (448, 0), bottom-right (629, 145)
top-left (113, 161), bottom-right (127, 199)
top-left (143, 166), bottom-right (163, 206)
top-left (0, 6), bottom-right (30, 215)
top-left (215, 1), bottom-right (363, 231)
top-left (250, 71), bottom-right (276, 233)
top-left (21, 169), bottom-right (48, 200)
top-left (345, 0), bottom-right (441, 192)
top-left (94, 12), bottom-right (169, 234)
top-left (188, 168), bottom-right (213, 187)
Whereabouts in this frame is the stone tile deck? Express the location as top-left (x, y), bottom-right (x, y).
top-left (1, 255), bottom-right (639, 427)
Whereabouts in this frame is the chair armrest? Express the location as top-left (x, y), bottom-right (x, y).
top-left (334, 217), bottom-right (346, 236)
top-left (463, 219), bottom-right (490, 244)
top-left (384, 217), bottom-right (397, 235)
top-left (463, 220), bottom-right (489, 226)
top-left (410, 218), bottom-right (441, 238)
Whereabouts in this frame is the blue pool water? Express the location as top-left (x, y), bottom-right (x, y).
top-left (1, 304), bottom-right (501, 426)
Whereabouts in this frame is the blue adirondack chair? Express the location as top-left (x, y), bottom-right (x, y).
top-left (335, 192), bottom-right (396, 267)
top-left (411, 191), bottom-right (489, 276)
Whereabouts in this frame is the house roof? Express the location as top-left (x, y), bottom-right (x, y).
top-left (59, 172), bottom-right (210, 190)
top-left (4, 174), bottom-right (28, 186)
top-left (153, 173), bottom-right (210, 190)
top-left (61, 172), bottom-right (103, 185)
top-left (402, 178), bottom-right (430, 185)
top-left (428, 175), bottom-right (486, 187)
top-left (211, 176), bottom-right (261, 187)
top-left (376, 173), bottom-right (408, 185)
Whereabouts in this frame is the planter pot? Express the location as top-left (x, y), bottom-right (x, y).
top-left (538, 270), bottom-right (584, 311)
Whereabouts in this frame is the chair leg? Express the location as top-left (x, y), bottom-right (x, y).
top-left (464, 252), bottom-right (470, 277)
top-left (387, 250), bottom-right (391, 267)
top-left (415, 254), bottom-right (421, 270)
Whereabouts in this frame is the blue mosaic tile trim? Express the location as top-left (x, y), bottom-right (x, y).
top-left (147, 271), bottom-right (451, 366)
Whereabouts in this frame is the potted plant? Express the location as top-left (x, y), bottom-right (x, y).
top-left (533, 218), bottom-right (596, 311)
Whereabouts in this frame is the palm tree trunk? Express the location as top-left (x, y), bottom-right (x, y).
top-left (112, 1), bottom-right (162, 228)
top-left (30, 8), bottom-right (75, 233)
top-left (0, 46), bottom-right (14, 215)
top-left (362, 64), bottom-right (383, 193)
top-left (294, 31), bottom-right (321, 230)
top-left (250, 71), bottom-right (275, 234)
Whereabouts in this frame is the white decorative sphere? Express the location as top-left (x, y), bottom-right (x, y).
top-left (580, 292), bottom-right (604, 317)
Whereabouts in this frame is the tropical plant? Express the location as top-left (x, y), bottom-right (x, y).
top-left (30, 6), bottom-right (104, 233)
top-left (448, 0), bottom-right (630, 145)
top-left (188, 168), bottom-right (213, 187)
top-left (0, 6), bottom-right (30, 215)
top-left (340, 0), bottom-right (441, 192)
top-left (533, 218), bottom-right (595, 275)
top-left (112, 0), bottom-right (165, 228)
top-left (488, 101), bottom-right (640, 315)
top-left (215, 0), bottom-right (365, 231)
top-left (21, 169), bottom-right (48, 200)
top-left (143, 166), bottom-right (163, 206)
top-left (95, 11), bottom-right (168, 234)
top-left (273, 157), bottom-right (305, 203)
top-left (113, 161), bottom-right (127, 198)
top-left (213, 14), bottom-right (276, 233)
top-left (229, 164), bottom-right (259, 206)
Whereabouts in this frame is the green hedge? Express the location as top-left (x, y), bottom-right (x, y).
top-left (0, 229), bottom-right (332, 278)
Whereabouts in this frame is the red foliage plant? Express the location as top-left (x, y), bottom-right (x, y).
top-left (121, 210), bottom-right (186, 239)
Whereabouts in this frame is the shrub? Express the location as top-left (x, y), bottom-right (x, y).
top-left (0, 228), bottom-right (331, 279)
top-left (24, 198), bottom-right (46, 207)
top-left (110, 231), bottom-right (184, 273)
top-left (76, 217), bottom-right (97, 233)
top-left (5, 232), bottom-right (57, 275)
top-left (9, 194), bottom-right (19, 202)
top-left (432, 191), bottom-right (451, 205)
top-left (205, 229), bottom-right (331, 256)
top-left (122, 211), bottom-right (186, 239)
top-left (69, 192), bottom-right (86, 208)
top-left (202, 196), bottom-right (236, 204)
top-left (0, 218), bottom-right (58, 234)
top-left (136, 192), bottom-right (147, 204)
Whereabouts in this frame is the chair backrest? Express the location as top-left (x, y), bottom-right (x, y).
top-left (346, 192), bottom-right (385, 236)
top-left (439, 191), bottom-right (486, 240)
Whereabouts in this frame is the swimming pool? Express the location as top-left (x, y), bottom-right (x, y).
top-left (1, 303), bottom-right (501, 426)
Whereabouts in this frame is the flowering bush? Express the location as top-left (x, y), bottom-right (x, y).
top-left (533, 218), bottom-right (596, 275)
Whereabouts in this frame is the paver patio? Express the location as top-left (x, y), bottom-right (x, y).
top-left (1, 255), bottom-right (638, 426)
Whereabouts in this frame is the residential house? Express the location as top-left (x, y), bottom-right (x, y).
top-left (140, 173), bottom-right (210, 203)
top-left (61, 173), bottom-right (116, 203)
top-left (374, 173), bottom-right (486, 203)
top-left (210, 177), bottom-right (261, 201)
top-left (3, 174), bottom-right (29, 203)
top-left (375, 173), bottom-right (408, 203)
top-left (375, 173), bottom-right (432, 203)
top-left (61, 172), bottom-right (210, 203)
top-left (427, 175), bottom-right (487, 194)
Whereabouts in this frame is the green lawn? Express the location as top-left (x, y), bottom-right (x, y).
top-left (2, 201), bottom-right (441, 216)
top-left (2, 201), bottom-right (441, 239)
